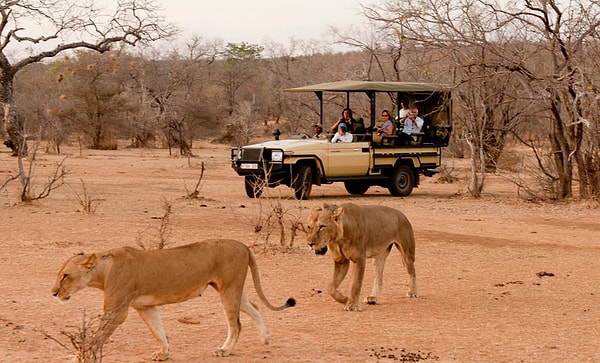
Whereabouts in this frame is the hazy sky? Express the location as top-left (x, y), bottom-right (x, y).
top-left (159, 0), bottom-right (366, 46)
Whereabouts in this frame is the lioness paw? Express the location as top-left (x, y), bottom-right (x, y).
top-left (214, 348), bottom-right (232, 357)
top-left (151, 350), bottom-right (170, 361)
top-left (364, 296), bottom-right (377, 305)
top-left (407, 291), bottom-right (418, 298)
top-left (344, 303), bottom-right (362, 312)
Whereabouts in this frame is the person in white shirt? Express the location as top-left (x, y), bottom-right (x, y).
top-left (398, 108), bottom-right (424, 145)
top-left (397, 97), bottom-right (410, 122)
top-left (331, 123), bottom-right (353, 143)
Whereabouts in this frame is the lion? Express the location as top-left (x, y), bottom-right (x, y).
top-left (306, 202), bottom-right (417, 311)
top-left (51, 239), bottom-right (295, 360)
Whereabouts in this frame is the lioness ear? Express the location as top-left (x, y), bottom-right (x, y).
top-left (309, 206), bottom-right (322, 218)
top-left (332, 207), bottom-right (344, 220)
top-left (79, 254), bottom-right (98, 271)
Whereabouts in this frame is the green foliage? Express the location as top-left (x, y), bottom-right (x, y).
top-left (223, 42), bottom-right (264, 64)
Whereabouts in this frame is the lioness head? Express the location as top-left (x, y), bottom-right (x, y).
top-left (51, 253), bottom-right (99, 303)
top-left (307, 203), bottom-right (344, 255)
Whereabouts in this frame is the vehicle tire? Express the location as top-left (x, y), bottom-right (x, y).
top-left (388, 164), bottom-right (414, 196)
top-left (293, 165), bottom-right (312, 200)
top-left (244, 175), bottom-right (262, 198)
top-left (344, 180), bottom-right (370, 195)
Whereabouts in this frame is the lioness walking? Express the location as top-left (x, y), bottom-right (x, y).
top-left (307, 203), bottom-right (417, 311)
top-left (51, 239), bottom-right (295, 360)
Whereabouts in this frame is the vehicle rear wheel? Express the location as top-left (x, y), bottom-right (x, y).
top-left (244, 175), bottom-right (263, 198)
top-left (388, 164), bottom-right (414, 196)
top-left (344, 180), bottom-right (370, 195)
top-left (293, 165), bottom-right (312, 200)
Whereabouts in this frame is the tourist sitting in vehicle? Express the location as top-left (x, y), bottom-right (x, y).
top-left (331, 123), bottom-right (353, 143)
top-left (330, 108), bottom-right (356, 133)
top-left (374, 110), bottom-right (394, 138)
top-left (313, 124), bottom-right (326, 139)
top-left (397, 97), bottom-right (411, 122)
top-left (397, 108), bottom-right (424, 145)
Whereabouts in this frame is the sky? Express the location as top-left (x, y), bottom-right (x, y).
top-left (158, 0), bottom-right (366, 48)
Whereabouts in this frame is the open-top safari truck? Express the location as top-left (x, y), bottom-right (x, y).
top-left (231, 80), bottom-right (452, 200)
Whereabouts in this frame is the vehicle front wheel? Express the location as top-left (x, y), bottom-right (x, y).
top-left (293, 165), bottom-right (312, 200)
top-left (388, 164), bottom-right (414, 196)
top-left (244, 175), bottom-right (263, 198)
top-left (344, 180), bottom-right (370, 195)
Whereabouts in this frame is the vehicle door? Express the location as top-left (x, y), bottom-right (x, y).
top-left (325, 141), bottom-right (370, 176)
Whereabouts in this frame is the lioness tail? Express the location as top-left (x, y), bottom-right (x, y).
top-left (247, 250), bottom-right (296, 311)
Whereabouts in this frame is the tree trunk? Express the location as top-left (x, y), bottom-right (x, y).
top-left (1, 71), bottom-right (25, 156)
top-left (549, 94), bottom-right (573, 199)
top-left (575, 150), bottom-right (590, 199)
top-left (549, 127), bottom-right (573, 199)
top-left (465, 134), bottom-right (485, 198)
top-left (583, 152), bottom-right (600, 197)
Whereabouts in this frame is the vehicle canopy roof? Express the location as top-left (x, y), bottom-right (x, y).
top-left (285, 80), bottom-right (450, 93)
top-left (285, 80), bottom-right (452, 130)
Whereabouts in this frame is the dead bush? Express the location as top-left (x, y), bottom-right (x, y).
top-left (69, 179), bottom-right (103, 213)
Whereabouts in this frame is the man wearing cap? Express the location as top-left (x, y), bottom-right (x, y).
top-left (331, 122), bottom-right (353, 143)
top-left (313, 124), bottom-right (326, 139)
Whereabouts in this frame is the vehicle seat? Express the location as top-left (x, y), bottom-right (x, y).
top-left (382, 121), bottom-right (397, 145)
top-left (370, 119), bottom-right (398, 146)
top-left (354, 117), bottom-right (366, 141)
top-left (410, 122), bottom-right (429, 145)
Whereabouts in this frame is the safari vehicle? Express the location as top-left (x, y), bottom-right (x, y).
top-left (231, 80), bottom-right (452, 200)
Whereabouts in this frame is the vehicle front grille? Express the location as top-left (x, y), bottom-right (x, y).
top-left (241, 148), bottom-right (263, 161)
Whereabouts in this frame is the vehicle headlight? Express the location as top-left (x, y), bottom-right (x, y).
top-left (271, 150), bottom-right (283, 162)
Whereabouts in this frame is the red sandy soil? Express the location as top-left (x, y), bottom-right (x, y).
top-left (1, 142), bottom-right (599, 363)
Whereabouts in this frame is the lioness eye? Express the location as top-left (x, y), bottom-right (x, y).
top-left (318, 225), bottom-right (325, 231)
top-left (61, 274), bottom-right (68, 282)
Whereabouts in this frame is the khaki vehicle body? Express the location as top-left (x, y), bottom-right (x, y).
top-left (231, 81), bottom-right (452, 200)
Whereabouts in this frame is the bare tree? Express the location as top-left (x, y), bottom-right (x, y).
top-left (491, 0), bottom-right (600, 199)
top-left (0, 0), bottom-right (176, 156)
top-left (331, 17), bottom-right (408, 83)
top-left (14, 63), bottom-right (74, 154)
top-left (217, 42), bottom-right (264, 116)
top-left (134, 37), bottom-right (220, 154)
top-left (223, 100), bottom-right (259, 145)
top-left (11, 131), bottom-right (70, 202)
top-left (357, 1), bottom-right (513, 197)
top-left (262, 39), bottom-right (342, 135)
top-left (55, 51), bottom-right (140, 149)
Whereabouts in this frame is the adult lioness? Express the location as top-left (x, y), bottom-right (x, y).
top-left (307, 203), bottom-right (417, 311)
top-left (51, 239), bottom-right (295, 360)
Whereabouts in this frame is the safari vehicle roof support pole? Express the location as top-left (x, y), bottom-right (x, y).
top-left (368, 91), bottom-right (376, 129)
top-left (315, 91), bottom-right (323, 126)
top-left (345, 91), bottom-right (350, 109)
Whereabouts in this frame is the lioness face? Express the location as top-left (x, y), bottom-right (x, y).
top-left (51, 254), bottom-right (95, 304)
top-left (307, 205), bottom-right (341, 255)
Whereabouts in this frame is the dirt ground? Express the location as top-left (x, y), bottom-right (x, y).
top-left (1, 141), bottom-right (599, 363)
